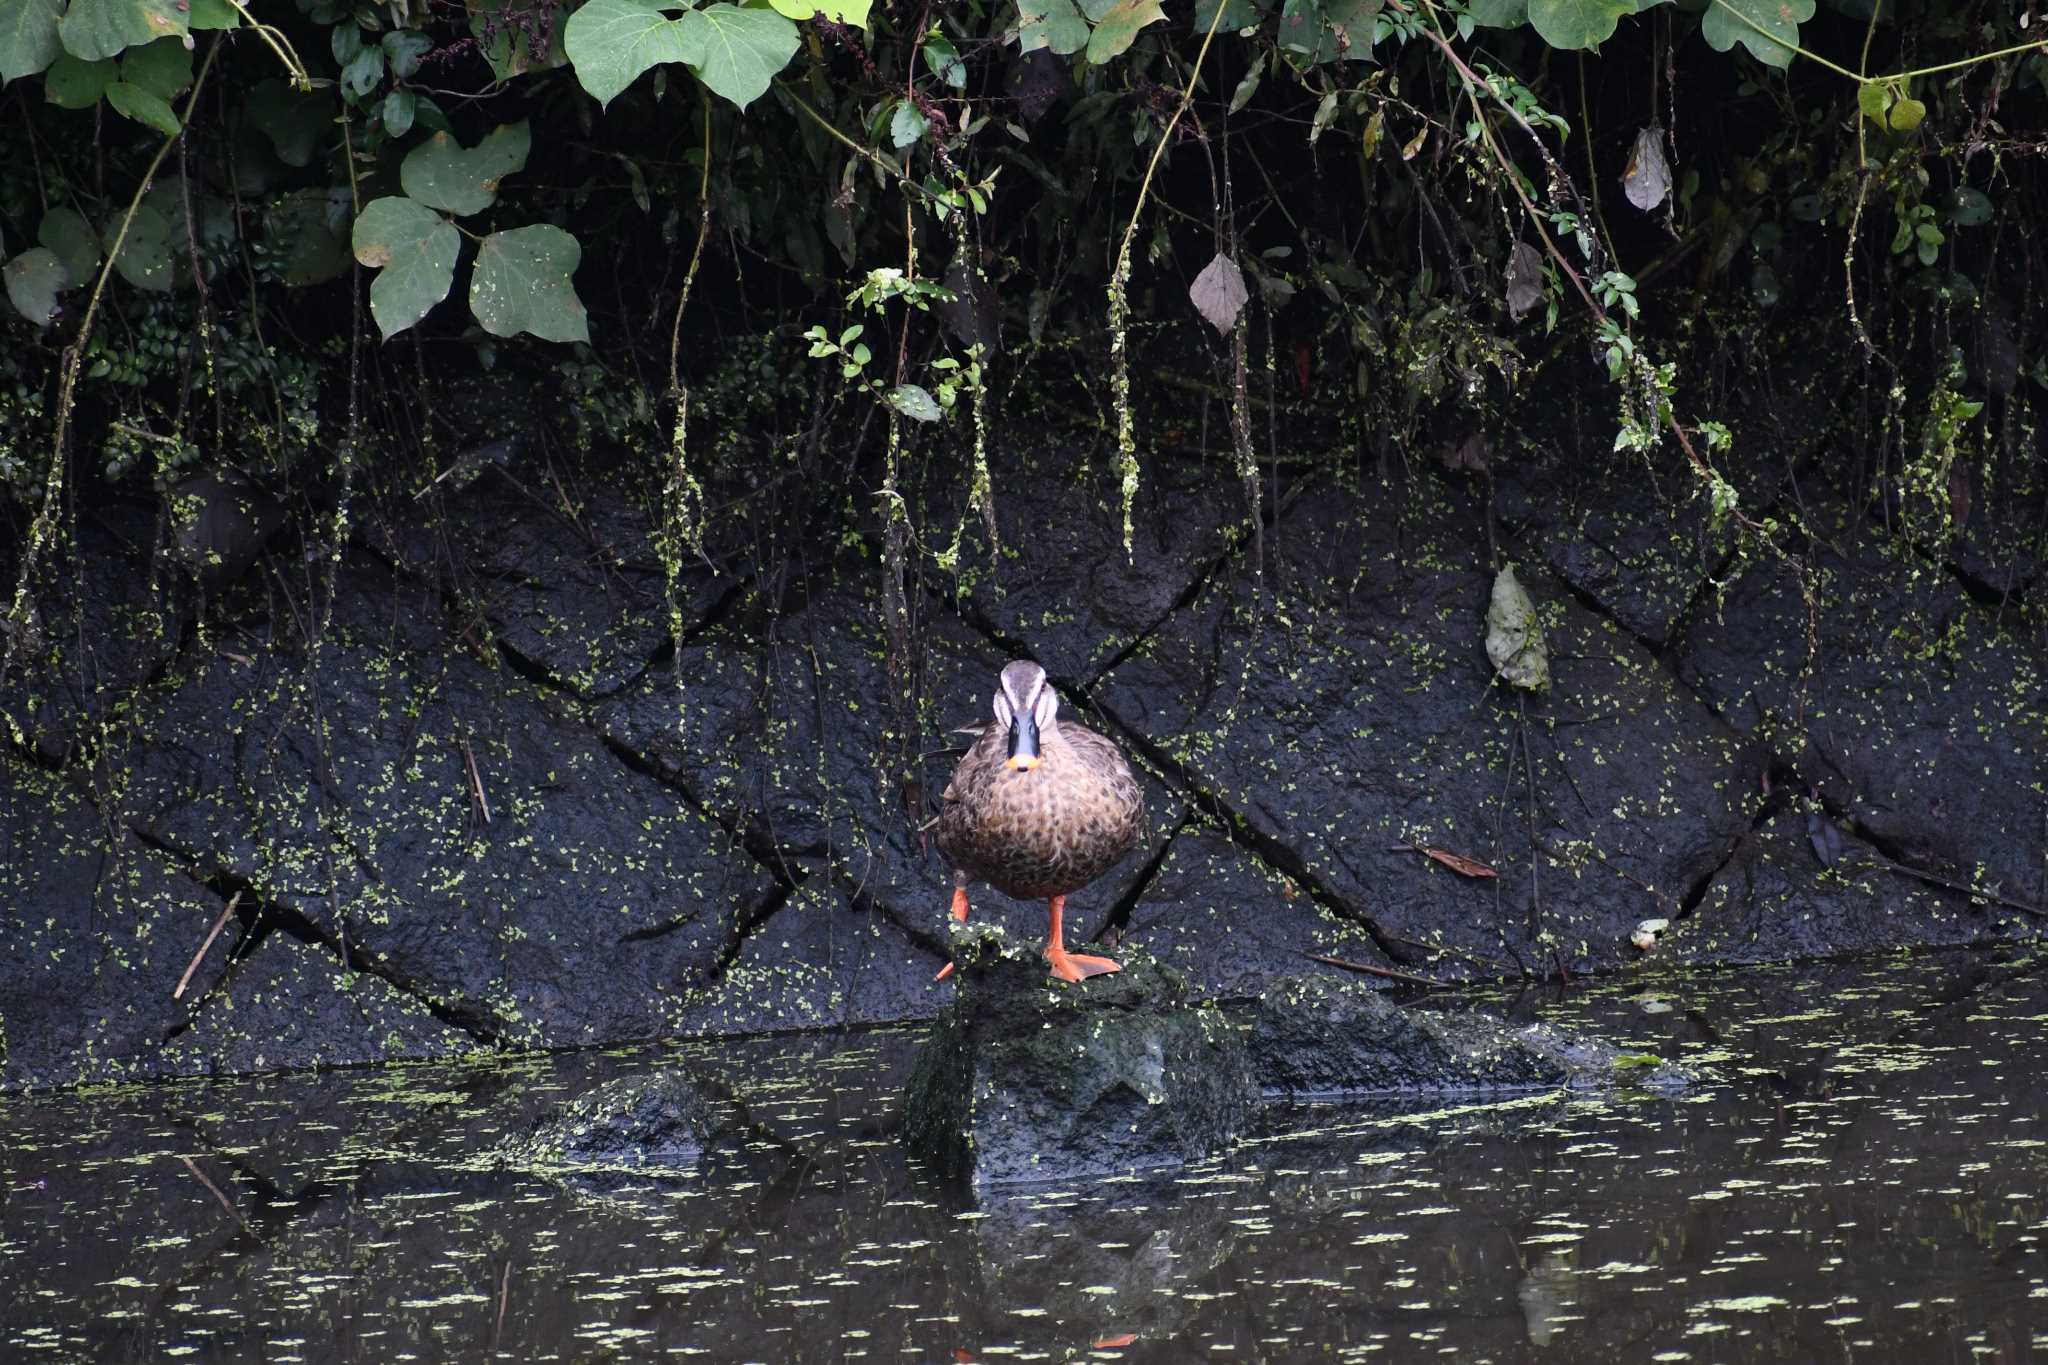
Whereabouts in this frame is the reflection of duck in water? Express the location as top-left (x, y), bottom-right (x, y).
top-left (936, 661), bottom-right (1143, 982)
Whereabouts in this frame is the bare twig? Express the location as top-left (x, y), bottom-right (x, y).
top-left (492, 1261), bottom-right (512, 1355)
top-left (178, 1156), bottom-right (253, 1233)
top-left (174, 891), bottom-right (242, 1000)
top-left (461, 739), bottom-right (492, 826)
top-left (1304, 952), bottom-right (1440, 988)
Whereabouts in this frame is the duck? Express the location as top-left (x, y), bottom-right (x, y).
top-left (935, 660), bottom-right (1144, 982)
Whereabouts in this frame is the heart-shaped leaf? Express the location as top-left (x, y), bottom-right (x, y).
top-left (1192, 0), bottom-right (1265, 29)
top-left (0, 0), bottom-right (65, 82)
top-left (470, 223), bottom-right (589, 343)
top-left (400, 122), bottom-right (530, 216)
top-left (1085, 0), bottom-right (1163, 62)
top-left (109, 202), bottom-right (173, 291)
top-left (266, 186), bottom-right (353, 286)
top-left (44, 51), bottom-right (112, 106)
top-left (119, 33), bottom-right (188, 98)
top-left (1699, 0), bottom-right (1811, 69)
top-left (1016, 0), bottom-right (1089, 54)
top-left (245, 79), bottom-right (335, 168)
top-left (57, 0), bottom-right (184, 62)
top-left (1528, 0), bottom-right (1667, 51)
top-left (673, 4), bottom-right (799, 110)
top-left (5, 246), bottom-right (70, 325)
top-left (351, 194), bottom-right (459, 339)
top-left (1464, 0), bottom-right (1527, 25)
top-left (767, 0), bottom-right (871, 25)
top-left (564, 0), bottom-right (689, 107)
top-left (39, 206), bottom-right (102, 284)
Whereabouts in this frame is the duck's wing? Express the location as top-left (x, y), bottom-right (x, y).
top-left (940, 721), bottom-right (1007, 806)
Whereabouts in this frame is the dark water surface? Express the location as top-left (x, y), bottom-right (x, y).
top-left (4, 949), bottom-right (2046, 1363)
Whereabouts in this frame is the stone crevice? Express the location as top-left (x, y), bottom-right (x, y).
top-left (125, 825), bottom-right (513, 1047)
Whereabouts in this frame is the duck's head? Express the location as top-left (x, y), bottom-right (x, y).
top-left (991, 660), bottom-right (1059, 772)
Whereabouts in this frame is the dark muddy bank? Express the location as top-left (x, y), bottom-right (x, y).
top-left (3, 366), bottom-right (2044, 1090)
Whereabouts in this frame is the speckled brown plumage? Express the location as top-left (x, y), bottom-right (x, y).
top-left (937, 678), bottom-right (1144, 901)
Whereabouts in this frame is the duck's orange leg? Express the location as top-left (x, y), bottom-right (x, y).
top-left (1045, 894), bottom-right (1121, 982)
top-left (934, 885), bottom-right (973, 981)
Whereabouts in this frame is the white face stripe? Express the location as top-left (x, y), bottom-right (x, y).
top-left (1031, 684), bottom-right (1059, 731)
top-left (998, 661), bottom-right (1047, 721)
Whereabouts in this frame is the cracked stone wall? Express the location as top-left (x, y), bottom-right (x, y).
top-left (4, 399), bottom-right (2044, 1092)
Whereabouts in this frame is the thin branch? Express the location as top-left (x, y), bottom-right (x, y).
top-left (174, 891), bottom-right (243, 1000)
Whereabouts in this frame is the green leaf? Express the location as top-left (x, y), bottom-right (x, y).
top-left (187, 0), bottom-right (238, 29)
top-left (887, 384), bottom-right (941, 421)
top-left (1308, 87), bottom-right (1336, 142)
top-left (0, 0), bottom-right (64, 83)
top-left (340, 44), bottom-right (384, 98)
top-left (109, 202), bottom-right (173, 291)
top-left (1855, 81), bottom-right (1890, 123)
top-left (1274, 0), bottom-right (1382, 62)
top-left (5, 247), bottom-right (70, 325)
top-left (674, 4), bottom-right (799, 110)
top-left (118, 33), bottom-right (188, 97)
top-left (889, 100), bottom-right (928, 147)
top-left (43, 52), bottom-right (112, 106)
top-left (766, 0), bottom-right (870, 24)
top-left (381, 29), bottom-right (432, 78)
top-left (265, 186), bottom-right (353, 285)
top-left (922, 32), bottom-right (964, 88)
top-left (1528, 0), bottom-right (1666, 50)
top-left (106, 79), bottom-right (177, 132)
top-left (468, 0), bottom-right (567, 79)
top-left (1228, 52), bottom-right (1263, 113)
top-left (1699, 0), bottom-right (1811, 69)
top-left (1948, 187), bottom-right (1992, 226)
top-left (470, 223), bottom-right (590, 343)
top-left (1887, 95), bottom-right (1924, 132)
top-left (1465, 0), bottom-right (1528, 25)
top-left (564, 0), bottom-right (690, 107)
top-left (1192, 0), bottom-right (1265, 30)
top-left (351, 194), bottom-right (459, 339)
top-left (382, 86), bottom-right (415, 137)
top-left (1325, 0), bottom-right (1381, 59)
top-left (143, 174), bottom-right (235, 265)
top-left (1017, 0), bottom-right (1088, 54)
top-left (57, 0), bottom-right (184, 62)
top-left (1084, 0), bottom-right (1164, 63)
top-left (413, 93), bottom-right (451, 134)
top-left (246, 78), bottom-right (335, 167)
top-left (400, 122), bottom-right (530, 216)
top-left (39, 206), bottom-right (101, 283)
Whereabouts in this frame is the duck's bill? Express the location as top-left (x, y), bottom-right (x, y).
top-left (1006, 712), bottom-right (1041, 770)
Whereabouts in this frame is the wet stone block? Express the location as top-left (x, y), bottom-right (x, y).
top-left (904, 952), bottom-right (1255, 1188)
top-left (904, 950), bottom-right (1630, 1190)
top-left (1245, 974), bottom-right (1569, 1098)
